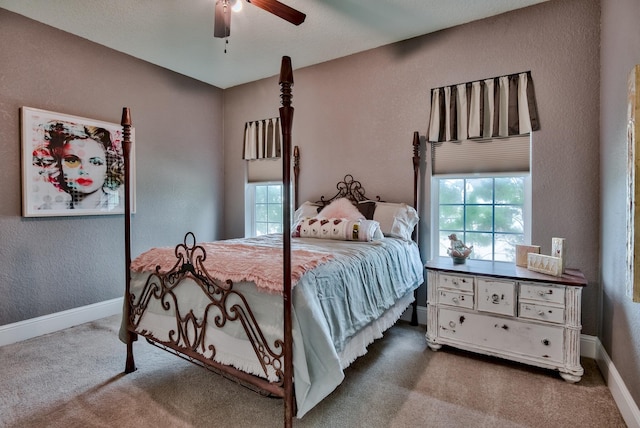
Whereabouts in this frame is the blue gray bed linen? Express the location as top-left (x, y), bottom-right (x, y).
top-left (291, 237), bottom-right (423, 416)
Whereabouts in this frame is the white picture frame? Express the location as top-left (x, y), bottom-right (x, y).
top-left (21, 107), bottom-right (135, 217)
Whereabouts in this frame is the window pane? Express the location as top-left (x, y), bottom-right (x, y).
top-left (268, 185), bottom-right (282, 203)
top-left (495, 177), bottom-right (524, 204)
top-left (495, 233), bottom-right (524, 262)
top-left (439, 205), bottom-right (464, 230)
top-left (268, 205), bottom-right (282, 222)
top-left (465, 232), bottom-right (493, 260)
top-left (495, 205), bottom-right (524, 233)
top-left (255, 223), bottom-right (268, 236)
top-left (255, 185), bottom-right (267, 203)
top-left (439, 179), bottom-right (464, 204)
top-left (465, 178), bottom-right (493, 204)
top-left (438, 231), bottom-right (454, 257)
top-left (268, 223), bottom-right (282, 234)
top-left (465, 205), bottom-right (493, 231)
top-left (255, 204), bottom-right (268, 222)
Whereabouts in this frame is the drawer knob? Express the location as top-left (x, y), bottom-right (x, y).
top-left (449, 321), bottom-right (456, 328)
top-left (542, 338), bottom-right (550, 346)
top-left (452, 297), bottom-right (459, 304)
top-left (537, 310), bottom-right (545, 316)
top-left (491, 294), bottom-right (500, 304)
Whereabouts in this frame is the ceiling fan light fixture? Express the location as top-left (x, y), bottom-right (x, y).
top-left (231, 0), bottom-right (243, 13)
top-left (214, 0), bottom-right (305, 40)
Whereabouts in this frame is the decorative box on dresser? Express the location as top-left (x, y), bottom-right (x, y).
top-left (425, 257), bottom-right (587, 383)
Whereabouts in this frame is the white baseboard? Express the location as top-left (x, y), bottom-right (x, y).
top-left (580, 333), bottom-right (598, 359)
top-left (401, 303), bottom-right (428, 325)
top-left (594, 336), bottom-right (640, 428)
top-left (0, 297), bottom-right (123, 347)
top-left (580, 334), bottom-right (640, 428)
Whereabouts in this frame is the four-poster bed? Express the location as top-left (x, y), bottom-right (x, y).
top-left (119, 56), bottom-right (424, 426)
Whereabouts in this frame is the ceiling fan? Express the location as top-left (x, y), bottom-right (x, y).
top-left (214, 0), bottom-right (306, 38)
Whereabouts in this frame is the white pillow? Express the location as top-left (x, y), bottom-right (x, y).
top-left (373, 202), bottom-right (419, 241)
top-left (293, 201), bottom-right (321, 223)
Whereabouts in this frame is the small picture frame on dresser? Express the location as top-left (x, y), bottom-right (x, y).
top-left (516, 244), bottom-right (541, 267)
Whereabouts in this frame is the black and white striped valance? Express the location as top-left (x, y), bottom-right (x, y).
top-left (242, 117), bottom-right (281, 160)
top-left (427, 71), bottom-right (539, 143)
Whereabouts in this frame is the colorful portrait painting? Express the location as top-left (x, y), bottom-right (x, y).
top-left (21, 107), bottom-right (134, 217)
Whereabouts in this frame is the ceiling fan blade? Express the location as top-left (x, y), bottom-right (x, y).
top-left (214, 0), bottom-right (231, 38)
top-left (247, 0), bottom-right (306, 26)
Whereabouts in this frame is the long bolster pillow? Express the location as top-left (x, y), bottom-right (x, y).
top-left (292, 217), bottom-right (383, 242)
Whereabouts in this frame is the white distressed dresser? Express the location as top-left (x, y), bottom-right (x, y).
top-left (425, 257), bottom-right (587, 382)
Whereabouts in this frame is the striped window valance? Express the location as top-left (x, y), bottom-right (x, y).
top-left (243, 117), bottom-right (281, 160)
top-left (427, 71), bottom-right (539, 143)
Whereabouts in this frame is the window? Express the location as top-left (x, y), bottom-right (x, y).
top-left (245, 182), bottom-right (283, 237)
top-left (432, 174), bottom-right (531, 262)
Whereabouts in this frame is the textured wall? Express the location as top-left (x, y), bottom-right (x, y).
top-left (0, 9), bottom-right (224, 325)
top-left (600, 0), bottom-right (640, 409)
top-left (224, 0), bottom-right (601, 334)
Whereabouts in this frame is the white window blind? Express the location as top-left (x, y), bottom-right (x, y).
top-left (431, 135), bottom-right (530, 175)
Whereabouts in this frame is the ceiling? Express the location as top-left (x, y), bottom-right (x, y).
top-left (0, 0), bottom-right (548, 89)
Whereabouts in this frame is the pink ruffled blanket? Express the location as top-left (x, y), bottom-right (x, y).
top-left (130, 234), bottom-right (334, 294)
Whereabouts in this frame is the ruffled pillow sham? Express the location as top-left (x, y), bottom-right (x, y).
top-left (371, 202), bottom-right (419, 241)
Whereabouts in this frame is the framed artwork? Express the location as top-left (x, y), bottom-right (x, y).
top-left (21, 107), bottom-right (135, 217)
top-left (627, 65), bottom-right (640, 302)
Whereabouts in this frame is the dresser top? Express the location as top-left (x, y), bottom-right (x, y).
top-left (425, 257), bottom-right (587, 287)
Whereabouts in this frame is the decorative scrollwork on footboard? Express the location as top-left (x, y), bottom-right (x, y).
top-left (128, 232), bottom-right (285, 386)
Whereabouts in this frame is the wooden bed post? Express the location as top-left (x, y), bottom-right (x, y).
top-left (279, 56), bottom-right (295, 428)
top-left (122, 107), bottom-right (137, 373)
top-left (293, 145), bottom-right (300, 209)
top-left (411, 131), bottom-right (420, 326)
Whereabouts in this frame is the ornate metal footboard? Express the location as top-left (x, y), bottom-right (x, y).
top-left (128, 232), bottom-right (287, 397)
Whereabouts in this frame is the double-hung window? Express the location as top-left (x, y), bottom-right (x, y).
top-left (245, 182), bottom-right (283, 237)
top-left (432, 173), bottom-right (531, 262)
top-left (430, 135), bottom-right (532, 263)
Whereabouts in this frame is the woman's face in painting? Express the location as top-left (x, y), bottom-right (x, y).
top-left (61, 138), bottom-right (107, 195)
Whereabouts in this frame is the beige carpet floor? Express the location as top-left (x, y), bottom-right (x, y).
top-left (0, 315), bottom-right (627, 427)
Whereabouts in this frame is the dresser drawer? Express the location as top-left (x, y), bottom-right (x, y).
top-left (438, 273), bottom-right (474, 292)
top-left (438, 307), bottom-right (564, 363)
top-left (439, 289), bottom-right (474, 309)
top-left (519, 302), bottom-right (564, 324)
top-left (520, 282), bottom-right (565, 305)
top-left (477, 278), bottom-right (516, 316)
